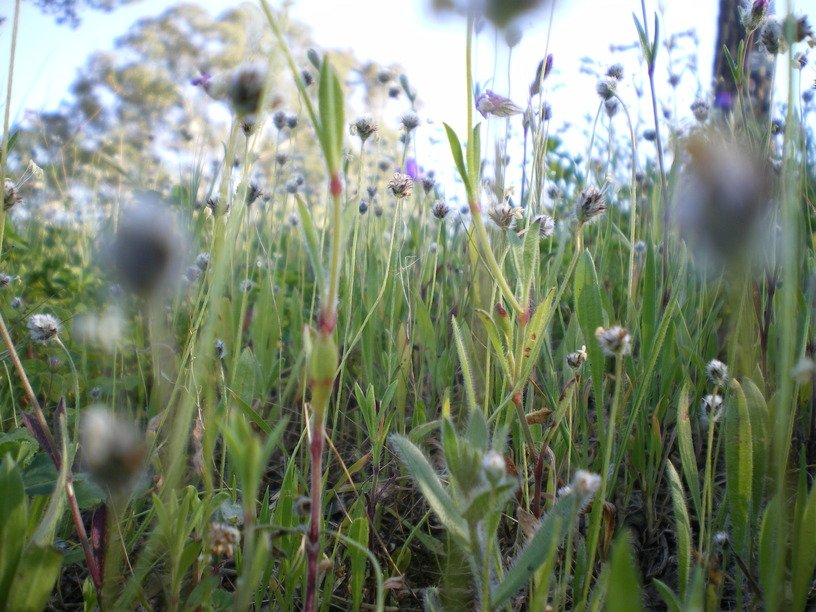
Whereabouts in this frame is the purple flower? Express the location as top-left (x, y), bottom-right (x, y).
top-left (191, 70), bottom-right (212, 89)
top-left (405, 158), bottom-right (419, 180)
top-left (713, 90), bottom-right (733, 112)
top-left (475, 90), bottom-right (523, 119)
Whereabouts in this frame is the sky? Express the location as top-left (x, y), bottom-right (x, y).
top-left (3, 0), bottom-right (813, 192)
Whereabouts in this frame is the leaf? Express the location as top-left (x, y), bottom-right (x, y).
top-left (469, 122), bottom-right (482, 183)
top-left (451, 316), bottom-right (478, 412)
top-left (390, 435), bottom-right (467, 545)
top-left (490, 492), bottom-right (580, 608)
top-left (348, 514), bottom-right (369, 611)
top-left (652, 578), bottom-right (682, 612)
top-left (443, 123), bottom-right (469, 193)
top-left (792, 479), bottom-right (816, 610)
top-left (514, 287), bottom-right (556, 390)
top-left (574, 251), bottom-right (605, 407)
top-left (666, 461), bottom-right (692, 599)
top-left (5, 545), bottom-right (62, 610)
top-left (632, 14), bottom-right (652, 65)
top-left (295, 195), bottom-right (325, 289)
top-left (0, 458), bottom-right (27, 601)
top-left (317, 58), bottom-right (345, 174)
top-left (675, 383), bottom-right (701, 520)
top-left (606, 533), bottom-right (644, 612)
top-left (725, 380), bottom-right (753, 556)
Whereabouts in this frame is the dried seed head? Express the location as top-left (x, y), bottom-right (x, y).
top-left (387, 173), bottom-right (414, 199)
top-left (28, 313), bottom-right (61, 344)
top-left (80, 406), bottom-right (146, 496)
top-left (488, 205), bottom-right (523, 231)
top-left (400, 112), bottom-right (420, 132)
top-left (571, 469), bottom-right (601, 498)
top-left (226, 62), bottom-right (268, 117)
top-left (759, 18), bottom-right (785, 54)
top-left (0, 273), bottom-right (12, 288)
top-left (575, 186), bottom-right (607, 225)
top-left (3, 179), bottom-right (22, 211)
top-left (350, 115), bottom-right (378, 142)
top-left (596, 76), bottom-right (618, 101)
top-left (209, 522), bottom-right (241, 558)
top-left (604, 98), bottom-right (619, 118)
top-left (273, 110), bottom-right (287, 130)
top-left (595, 325), bottom-right (632, 357)
top-left (690, 99), bottom-right (710, 122)
top-left (431, 200), bottom-right (451, 219)
top-left (606, 63), bottom-right (625, 81)
top-left (706, 359), bottom-right (730, 385)
top-left (420, 175), bottom-right (436, 195)
top-left (567, 345), bottom-right (588, 369)
top-left (534, 214), bottom-right (555, 239)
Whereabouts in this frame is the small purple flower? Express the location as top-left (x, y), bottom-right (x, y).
top-left (713, 90), bottom-right (733, 112)
top-left (405, 158), bottom-right (420, 180)
top-left (191, 70), bottom-right (212, 89)
top-left (475, 90), bottom-right (523, 119)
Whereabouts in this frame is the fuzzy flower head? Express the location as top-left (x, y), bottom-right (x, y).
top-left (690, 99), bottom-right (710, 122)
top-left (400, 112), bottom-right (420, 132)
top-left (488, 205), bottom-right (523, 231)
top-left (481, 450), bottom-right (507, 483)
top-left (4, 161), bottom-right (44, 211)
top-left (387, 173), bottom-right (414, 199)
top-left (706, 359), bottom-right (730, 386)
top-left (740, 0), bottom-right (769, 32)
top-left (350, 115), bottom-right (378, 142)
top-left (431, 200), bottom-right (451, 220)
top-left (475, 90), bottom-right (523, 118)
top-left (225, 61), bottom-right (268, 117)
top-left (80, 406), bottom-right (146, 497)
top-left (28, 313), bottom-right (61, 344)
top-left (606, 63), bottom-right (625, 81)
top-left (759, 18), bottom-right (786, 55)
top-left (534, 214), bottom-right (556, 239)
top-left (596, 76), bottom-right (618, 101)
top-left (595, 325), bottom-right (632, 357)
top-left (571, 469), bottom-right (601, 499)
top-left (567, 345), bottom-right (588, 369)
top-left (209, 522), bottom-right (241, 558)
top-left (575, 186), bottom-right (607, 225)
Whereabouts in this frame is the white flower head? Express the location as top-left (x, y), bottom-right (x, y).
top-left (28, 313), bottom-right (61, 344)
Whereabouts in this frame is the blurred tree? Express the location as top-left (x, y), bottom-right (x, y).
top-left (27, 0), bottom-right (140, 28)
top-left (714, 0), bottom-right (774, 117)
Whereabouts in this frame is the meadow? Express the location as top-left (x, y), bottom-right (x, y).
top-left (1, 0), bottom-right (815, 609)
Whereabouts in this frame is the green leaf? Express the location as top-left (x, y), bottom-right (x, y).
top-left (469, 122), bottom-right (482, 183)
top-left (451, 316), bottom-right (478, 412)
top-left (725, 380), bottom-right (754, 556)
top-left (606, 533), bottom-right (644, 612)
top-left (490, 492), bottom-right (580, 608)
top-left (514, 287), bottom-right (556, 390)
top-left (651, 13), bottom-right (660, 65)
top-left (443, 123), bottom-right (469, 193)
top-left (348, 514), bottom-right (369, 611)
top-left (676, 383), bottom-right (701, 520)
top-left (317, 58), bottom-right (345, 174)
top-left (295, 195), bottom-right (325, 289)
top-left (792, 479), bottom-right (816, 610)
top-left (5, 545), bottom-right (62, 610)
top-left (632, 14), bottom-right (652, 65)
top-left (666, 461), bottom-right (692, 599)
top-left (722, 44), bottom-right (740, 85)
top-left (652, 578), bottom-right (682, 612)
top-left (390, 434), bottom-right (467, 545)
top-left (0, 458), bottom-right (27, 601)
top-left (574, 250), bottom-right (605, 407)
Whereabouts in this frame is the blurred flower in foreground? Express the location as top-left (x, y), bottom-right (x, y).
top-left (28, 313), bottom-right (61, 344)
top-left (476, 90), bottom-right (523, 118)
top-left (109, 196), bottom-right (184, 298)
top-left (80, 406), bottom-right (147, 497)
top-left (4, 161), bottom-right (44, 211)
top-left (431, 0), bottom-right (550, 29)
top-left (673, 134), bottom-right (773, 271)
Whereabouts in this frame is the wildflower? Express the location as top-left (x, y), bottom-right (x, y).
top-left (572, 469), bottom-right (602, 499)
top-left (714, 531), bottom-right (730, 545)
top-left (706, 359), bottom-right (729, 385)
top-left (241, 115), bottom-right (258, 136)
top-left (301, 69), bottom-right (314, 86)
top-left (488, 205), bottom-right (523, 231)
top-left (400, 112), bottom-right (420, 132)
top-left (690, 99), bottom-right (710, 122)
top-left (475, 90), bottom-right (523, 118)
top-left (350, 116), bottom-right (378, 142)
top-left (596, 76), bottom-right (618, 101)
top-left (803, 90), bottom-right (814, 104)
top-left (482, 450), bottom-right (507, 483)
top-left (378, 160), bottom-right (391, 173)
top-left (792, 357), bottom-right (816, 384)
top-left (534, 214), bottom-right (555, 239)
top-left (195, 252), bottom-right (210, 271)
top-left (420, 175), bottom-right (436, 195)
top-left (634, 240), bottom-right (647, 256)
top-left (288, 213), bottom-right (299, 227)
top-left (643, 129), bottom-right (656, 142)
top-left (0, 273), bottom-right (11, 288)
top-left (184, 266), bottom-right (201, 282)
top-left (387, 173), bottom-right (414, 199)
top-left (111, 201), bottom-right (183, 298)
top-left (374, 204), bottom-right (384, 217)
top-left (376, 69), bottom-right (394, 84)
top-left (595, 325), bottom-right (632, 357)
top-left (388, 85), bottom-right (401, 98)
top-left (28, 314), bottom-right (61, 344)
top-left (575, 186), bottom-right (606, 225)
top-left (215, 338), bottom-right (227, 360)
top-left (273, 110), bottom-right (288, 131)
top-left (606, 64), bottom-right (624, 81)
top-left (431, 200), bottom-right (451, 219)
top-left (794, 51), bottom-right (808, 70)
top-left (771, 118), bottom-right (785, 135)
top-left (226, 62), bottom-right (268, 117)
top-left (286, 113), bottom-right (299, 129)
top-left (759, 18), bottom-right (785, 55)
top-left (11, 296), bottom-right (22, 309)
top-left (740, 0), bottom-right (768, 31)
top-left (604, 98), bottom-right (619, 118)
top-left (668, 73), bottom-right (681, 88)
top-left (786, 14), bottom-right (813, 44)
top-left (702, 394), bottom-right (723, 412)
top-left (366, 185), bottom-right (377, 199)
top-left (243, 182), bottom-right (263, 206)
top-left (89, 387), bottom-right (102, 401)
top-left (80, 406), bottom-right (147, 496)
top-left (209, 522), bottom-right (241, 558)
top-left (3, 161), bottom-right (43, 211)
top-left (567, 345), bottom-right (588, 369)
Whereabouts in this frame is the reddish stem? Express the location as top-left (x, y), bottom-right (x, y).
top-left (304, 422), bottom-right (324, 612)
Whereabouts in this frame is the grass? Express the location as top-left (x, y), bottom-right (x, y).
top-left (1, 0), bottom-right (816, 610)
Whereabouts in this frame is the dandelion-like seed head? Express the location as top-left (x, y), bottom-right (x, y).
top-left (706, 359), bottom-right (730, 385)
top-left (28, 313), bottom-right (61, 344)
top-left (400, 112), bottom-right (420, 132)
top-left (595, 325), bottom-right (632, 357)
top-left (387, 173), bottom-right (414, 199)
top-left (80, 406), bottom-right (146, 497)
top-left (575, 186), bottom-right (607, 225)
top-left (572, 469), bottom-right (602, 498)
top-left (4, 178), bottom-right (22, 211)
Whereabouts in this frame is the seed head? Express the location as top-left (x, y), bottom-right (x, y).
top-left (595, 325), bottom-right (632, 357)
top-left (759, 18), bottom-right (785, 54)
top-left (706, 359), bottom-right (729, 385)
top-left (575, 186), bottom-right (607, 225)
top-left (350, 116), bottom-right (378, 142)
top-left (606, 64), bottom-right (625, 81)
top-left (0, 273), bottom-right (12, 288)
top-left (387, 173), bottom-right (414, 199)
top-left (226, 62), bottom-right (268, 117)
top-left (195, 252), bottom-right (210, 271)
top-left (572, 469), bottom-right (602, 498)
top-left (475, 90), bottom-right (523, 118)
top-left (567, 345), bottom-right (588, 369)
top-left (488, 205), bottom-right (523, 231)
top-left (209, 522), bottom-right (241, 558)
top-left (11, 296), bottom-right (22, 309)
top-left (420, 175), bottom-right (436, 195)
top-left (534, 214), bottom-right (555, 239)
top-left (400, 112), bottom-right (420, 132)
top-left (596, 76), bottom-right (618, 101)
top-left (690, 99), bottom-right (710, 122)
top-left (431, 200), bottom-right (451, 220)
top-left (80, 406), bottom-right (146, 496)
top-left (273, 110), bottom-right (287, 130)
top-left (215, 338), bottom-right (227, 360)
top-left (28, 313), bottom-right (61, 344)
